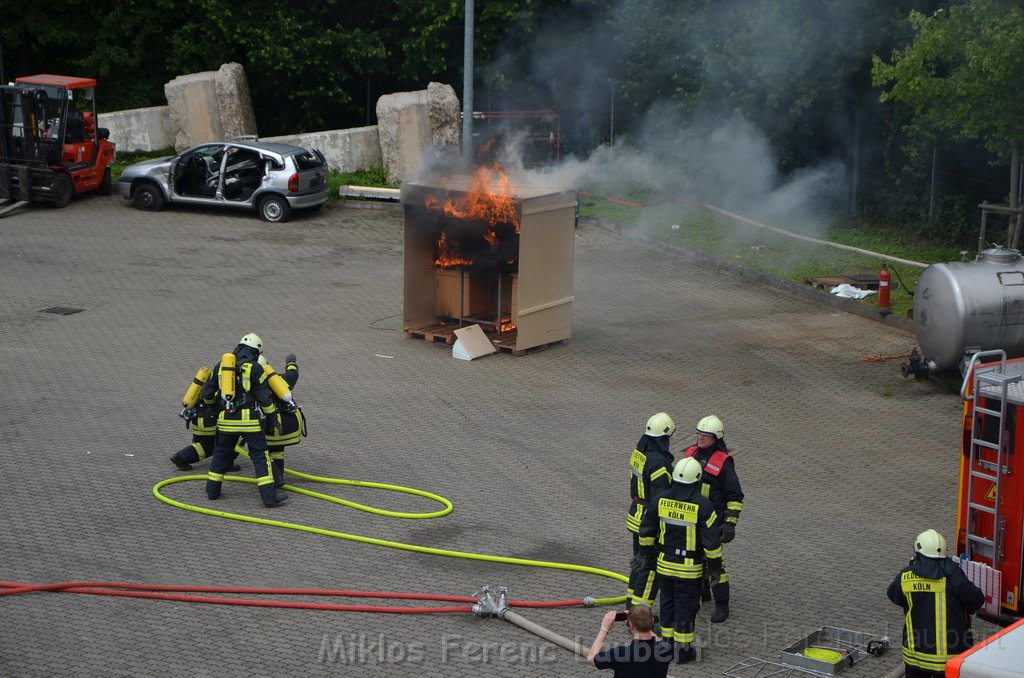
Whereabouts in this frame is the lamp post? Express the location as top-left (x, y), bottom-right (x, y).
top-left (462, 0), bottom-right (474, 164)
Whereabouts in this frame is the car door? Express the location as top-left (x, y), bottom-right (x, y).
top-left (171, 143), bottom-right (225, 204)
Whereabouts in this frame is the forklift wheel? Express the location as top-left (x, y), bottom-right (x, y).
top-left (52, 173), bottom-right (73, 208)
top-left (100, 168), bottom-right (112, 196)
top-left (132, 183), bottom-right (165, 212)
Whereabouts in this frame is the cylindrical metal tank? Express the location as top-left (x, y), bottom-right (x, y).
top-left (915, 247), bottom-right (1024, 370)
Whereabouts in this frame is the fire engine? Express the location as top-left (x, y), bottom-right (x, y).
top-left (0, 74), bottom-right (115, 216)
top-left (957, 350), bottom-right (1024, 624)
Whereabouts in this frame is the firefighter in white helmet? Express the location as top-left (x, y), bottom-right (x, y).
top-left (626, 412), bottom-right (676, 608)
top-left (887, 530), bottom-right (984, 677)
top-left (637, 456), bottom-right (722, 664)
top-left (201, 333), bottom-right (289, 508)
top-left (679, 414), bottom-right (743, 623)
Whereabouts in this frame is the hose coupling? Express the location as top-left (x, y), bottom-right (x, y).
top-left (582, 596), bottom-right (596, 607)
top-left (472, 585), bottom-right (498, 617)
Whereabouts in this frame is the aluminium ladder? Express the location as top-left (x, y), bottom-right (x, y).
top-left (964, 350), bottom-right (1016, 565)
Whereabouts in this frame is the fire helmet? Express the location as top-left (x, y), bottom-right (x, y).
top-left (695, 415), bottom-right (724, 439)
top-left (915, 529), bottom-right (947, 559)
top-left (673, 457), bottom-right (703, 484)
top-left (240, 332), bottom-right (263, 353)
top-left (645, 412), bottom-right (676, 437)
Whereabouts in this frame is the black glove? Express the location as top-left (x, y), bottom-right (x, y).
top-left (629, 550), bottom-right (657, 574)
top-left (721, 523), bottom-right (736, 544)
top-left (285, 353), bottom-right (297, 365)
top-left (261, 414), bottom-right (280, 435)
top-left (706, 559), bottom-right (723, 588)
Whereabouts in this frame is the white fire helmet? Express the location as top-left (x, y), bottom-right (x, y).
top-left (915, 529), bottom-right (947, 559)
top-left (645, 412), bottom-right (676, 437)
top-left (695, 415), bottom-right (724, 439)
top-left (673, 457), bottom-right (703, 484)
top-left (240, 332), bottom-right (264, 354)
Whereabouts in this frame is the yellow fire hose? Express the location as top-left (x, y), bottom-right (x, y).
top-left (152, 464), bottom-right (628, 607)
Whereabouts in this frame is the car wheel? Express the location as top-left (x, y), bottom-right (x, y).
top-left (258, 194), bottom-right (291, 223)
top-left (99, 167), bottom-right (112, 196)
top-left (132, 183), bottom-right (165, 212)
top-left (51, 173), bottom-right (73, 208)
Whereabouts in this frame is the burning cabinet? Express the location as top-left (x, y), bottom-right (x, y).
top-left (402, 174), bottom-right (577, 353)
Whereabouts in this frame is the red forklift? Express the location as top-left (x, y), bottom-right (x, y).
top-left (957, 349), bottom-right (1024, 624)
top-left (0, 74), bottom-right (115, 217)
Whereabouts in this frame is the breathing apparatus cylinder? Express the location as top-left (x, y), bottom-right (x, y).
top-left (181, 366), bottom-right (212, 409)
top-left (262, 362), bottom-right (295, 405)
top-left (218, 353), bottom-right (237, 404)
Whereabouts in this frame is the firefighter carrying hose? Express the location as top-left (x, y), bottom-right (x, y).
top-left (637, 456), bottom-right (722, 664)
top-left (202, 333), bottom-right (289, 508)
top-left (887, 529), bottom-right (985, 677)
top-left (680, 415), bottom-right (743, 623)
top-left (626, 412), bottom-right (676, 608)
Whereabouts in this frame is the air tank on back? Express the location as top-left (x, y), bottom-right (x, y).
top-left (915, 247), bottom-right (1024, 371)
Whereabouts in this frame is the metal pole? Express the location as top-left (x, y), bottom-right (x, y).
top-left (462, 0), bottom-right (475, 164)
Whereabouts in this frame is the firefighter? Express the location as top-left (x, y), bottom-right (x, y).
top-left (262, 352), bottom-right (303, 489)
top-left (887, 529), bottom-right (985, 677)
top-left (638, 457), bottom-right (722, 664)
top-left (202, 333), bottom-right (288, 508)
top-left (680, 414), bottom-right (743, 623)
top-left (626, 412), bottom-right (676, 608)
top-left (171, 367), bottom-right (242, 473)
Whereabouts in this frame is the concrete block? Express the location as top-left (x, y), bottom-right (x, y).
top-left (263, 126), bottom-right (382, 174)
top-left (98, 106), bottom-right (173, 153)
top-left (164, 62), bottom-right (256, 152)
top-left (376, 89), bottom-right (430, 185)
top-left (216, 62), bottom-right (258, 140)
top-left (376, 82), bottom-right (461, 185)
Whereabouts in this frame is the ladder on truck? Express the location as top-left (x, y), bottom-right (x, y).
top-left (962, 350), bottom-right (1016, 568)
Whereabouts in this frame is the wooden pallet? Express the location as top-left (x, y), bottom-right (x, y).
top-left (406, 324), bottom-right (459, 345)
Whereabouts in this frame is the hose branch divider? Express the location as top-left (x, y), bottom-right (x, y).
top-left (473, 585), bottom-right (593, 658)
top-left (0, 465), bottom-right (627, 616)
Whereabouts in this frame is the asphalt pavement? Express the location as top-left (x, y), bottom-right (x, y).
top-left (0, 192), bottom-right (987, 677)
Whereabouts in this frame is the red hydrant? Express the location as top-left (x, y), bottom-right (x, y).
top-left (879, 263), bottom-right (891, 313)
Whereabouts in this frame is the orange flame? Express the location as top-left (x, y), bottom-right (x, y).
top-left (426, 165), bottom-right (521, 234)
top-left (434, 232), bottom-right (474, 268)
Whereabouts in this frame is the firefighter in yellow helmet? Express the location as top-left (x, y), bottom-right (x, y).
top-left (679, 414), bottom-right (743, 623)
top-left (261, 352), bottom-right (303, 489)
top-left (626, 412), bottom-right (676, 608)
top-left (887, 529), bottom-right (984, 677)
top-left (638, 456), bottom-right (722, 664)
top-left (201, 333), bottom-right (288, 507)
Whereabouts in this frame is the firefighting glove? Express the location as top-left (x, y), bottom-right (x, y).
top-left (630, 550), bottom-right (657, 575)
top-left (285, 353), bottom-right (297, 365)
top-left (721, 523), bottom-right (736, 544)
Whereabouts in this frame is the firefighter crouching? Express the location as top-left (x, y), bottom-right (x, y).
top-left (171, 366), bottom-right (243, 472)
top-left (202, 333), bottom-right (289, 508)
top-left (627, 412), bottom-right (676, 608)
top-left (637, 456), bottom-right (722, 664)
top-left (261, 352), bottom-right (303, 489)
top-left (681, 415), bottom-right (743, 623)
top-left (887, 529), bottom-right (985, 677)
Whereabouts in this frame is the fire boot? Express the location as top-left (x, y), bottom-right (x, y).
top-left (263, 491), bottom-right (289, 508)
top-left (711, 601), bottom-right (730, 623)
top-left (170, 453), bottom-right (193, 471)
top-left (675, 645), bottom-right (697, 664)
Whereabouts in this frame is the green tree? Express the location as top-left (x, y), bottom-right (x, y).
top-left (873, 0), bottom-right (1024, 219)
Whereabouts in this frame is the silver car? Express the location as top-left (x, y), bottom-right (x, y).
top-left (117, 139), bottom-right (329, 222)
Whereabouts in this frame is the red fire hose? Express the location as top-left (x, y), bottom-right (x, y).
top-left (0, 581), bottom-right (594, 614)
